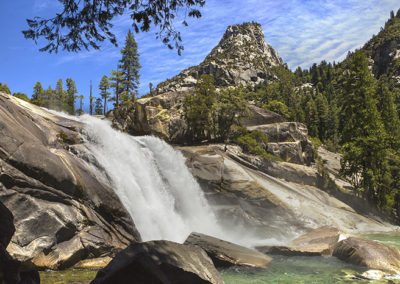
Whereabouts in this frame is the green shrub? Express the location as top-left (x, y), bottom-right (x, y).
top-left (263, 100), bottom-right (290, 118)
top-left (235, 130), bottom-right (281, 161)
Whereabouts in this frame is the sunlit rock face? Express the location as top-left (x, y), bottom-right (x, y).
top-left (0, 92), bottom-right (139, 270)
top-left (111, 22), bottom-right (284, 143)
top-left (179, 144), bottom-right (397, 242)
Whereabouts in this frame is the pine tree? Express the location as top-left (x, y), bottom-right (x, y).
top-left (99, 75), bottom-right (110, 115)
top-left (45, 85), bottom-right (56, 109)
top-left (65, 78), bottom-right (77, 115)
top-left (340, 51), bottom-right (390, 206)
top-left (118, 30), bottom-right (141, 103)
top-left (89, 80), bottom-right (94, 115)
top-left (212, 87), bottom-right (248, 141)
top-left (32, 82), bottom-right (44, 106)
top-left (315, 93), bottom-right (329, 141)
top-left (109, 70), bottom-right (124, 108)
top-left (305, 98), bottom-right (319, 138)
top-left (76, 95), bottom-right (84, 115)
top-left (183, 75), bottom-right (216, 141)
top-left (55, 79), bottom-right (66, 110)
top-left (376, 76), bottom-right (400, 150)
top-left (94, 97), bottom-right (103, 115)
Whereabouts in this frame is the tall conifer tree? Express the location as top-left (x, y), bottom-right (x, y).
top-left (89, 80), bottom-right (94, 115)
top-left (32, 82), bottom-right (44, 106)
top-left (118, 30), bottom-right (141, 103)
top-left (340, 51), bottom-right (390, 206)
top-left (66, 78), bottom-right (77, 115)
top-left (110, 70), bottom-right (124, 108)
top-left (99, 75), bottom-right (110, 115)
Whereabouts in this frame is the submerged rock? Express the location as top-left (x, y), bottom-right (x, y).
top-left (290, 226), bottom-right (341, 247)
top-left (184, 232), bottom-right (272, 268)
top-left (74, 257), bottom-right (112, 269)
top-left (256, 226), bottom-right (341, 256)
top-left (91, 240), bottom-right (224, 284)
top-left (333, 237), bottom-right (400, 274)
top-left (360, 269), bottom-right (385, 280)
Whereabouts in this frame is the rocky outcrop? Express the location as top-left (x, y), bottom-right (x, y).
top-left (184, 232), bottom-right (271, 268)
top-left (242, 105), bottom-right (287, 126)
top-left (111, 22), bottom-right (284, 142)
top-left (91, 240), bottom-right (224, 284)
top-left (256, 226), bottom-right (341, 256)
top-left (248, 121), bottom-right (314, 165)
top-left (0, 93), bottom-right (139, 269)
top-left (364, 37), bottom-right (400, 77)
top-left (180, 144), bottom-right (396, 240)
top-left (333, 237), bottom-right (400, 274)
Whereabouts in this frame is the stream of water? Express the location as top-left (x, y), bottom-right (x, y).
top-left (40, 232), bottom-right (400, 283)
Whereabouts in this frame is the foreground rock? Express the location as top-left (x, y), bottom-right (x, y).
top-left (184, 233), bottom-right (271, 268)
top-left (333, 237), bottom-right (400, 274)
top-left (0, 201), bottom-right (14, 248)
top-left (256, 226), bottom-right (341, 256)
top-left (0, 93), bottom-right (139, 269)
top-left (91, 240), bottom-right (224, 284)
top-left (0, 201), bottom-right (40, 284)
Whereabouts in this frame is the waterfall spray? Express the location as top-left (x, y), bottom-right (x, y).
top-left (79, 115), bottom-right (223, 243)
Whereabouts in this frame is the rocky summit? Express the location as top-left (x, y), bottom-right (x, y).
top-left (111, 22), bottom-right (284, 143)
top-left (155, 22), bottom-right (283, 94)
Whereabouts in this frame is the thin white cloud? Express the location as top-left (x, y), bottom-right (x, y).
top-left (51, 0), bottom-right (400, 95)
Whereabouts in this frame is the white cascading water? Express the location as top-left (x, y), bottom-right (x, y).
top-left (79, 115), bottom-right (223, 243)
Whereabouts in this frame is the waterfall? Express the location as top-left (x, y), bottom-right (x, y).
top-left (79, 115), bottom-right (223, 243)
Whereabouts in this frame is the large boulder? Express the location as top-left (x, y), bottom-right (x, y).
top-left (333, 237), bottom-right (400, 274)
top-left (91, 240), bottom-right (224, 284)
top-left (0, 93), bottom-right (139, 269)
top-left (247, 122), bottom-right (309, 143)
top-left (242, 105), bottom-right (287, 126)
top-left (248, 122), bottom-right (314, 165)
top-left (256, 226), bottom-right (341, 257)
top-left (184, 232), bottom-right (272, 268)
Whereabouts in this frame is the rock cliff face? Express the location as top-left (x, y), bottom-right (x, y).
top-left (111, 22), bottom-right (284, 144)
top-left (362, 15), bottom-right (400, 80)
top-left (0, 92), bottom-right (139, 270)
top-left (179, 144), bottom-right (396, 240)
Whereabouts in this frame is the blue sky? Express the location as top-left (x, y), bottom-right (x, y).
top-left (0, 0), bottom-right (399, 112)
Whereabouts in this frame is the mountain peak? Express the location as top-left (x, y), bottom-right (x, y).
top-left (206, 22), bottom-right (277, 62)
top-left (155, 22), bottom-right (283, 95)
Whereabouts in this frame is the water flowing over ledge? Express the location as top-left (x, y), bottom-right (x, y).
top-left (79, 115), bottom-right (223, 243)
